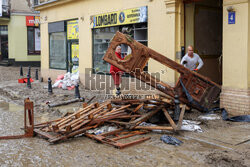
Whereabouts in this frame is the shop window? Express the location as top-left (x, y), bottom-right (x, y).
top-left (92, 23), bottom-right (148, 74)
top-left (49, 32), bottom-right (67, 69)
top-left (27, 27), bottom-right (40, 55)
top-left (0, 26), bottom-right (8, 35)
top-left (93, 27), bottom-right (119, 73)
top-left (0, 25), bottom-right (8, 60)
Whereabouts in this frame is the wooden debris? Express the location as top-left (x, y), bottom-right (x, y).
top-left (85, 129), bottom-right (151, 149)
top-left (103, 31), bottom-right (221, 111)
top-left (0, 98), bottom-right (34, 140)
top-left (32, 97), bottom-right (186, 147)
top-left (163, 108), bottom-right (177, 131)
top-left (177, 105), bottom-right (186, 130)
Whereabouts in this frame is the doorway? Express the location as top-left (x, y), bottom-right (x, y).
top-left (66, 19), bottom-right (79, 73)
top-left (0, 25), bottom-right (8, 61)
top-left (67, 41), bottom-right (79, 73)
top-left (184, 0), bottom-right (222, 84)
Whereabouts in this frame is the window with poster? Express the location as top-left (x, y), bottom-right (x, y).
top-left (26, 16), bottom-right (40, 55)
top-left (48, 19), bottom-right (79, 71)
top-left (91, 6), bottom-right (148, 74)
top-left (67, 19), bottom-right (79, 73)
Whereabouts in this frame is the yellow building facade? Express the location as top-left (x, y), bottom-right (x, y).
top-left (35, 0), bottom-right (250, 115)
top-left (8, 15), bottom-right (41, 64)
top-left (0, 0), bottom-right (41, 66)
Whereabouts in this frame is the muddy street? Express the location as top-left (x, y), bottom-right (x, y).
top-left (0, 66), bottom-right (249, 167)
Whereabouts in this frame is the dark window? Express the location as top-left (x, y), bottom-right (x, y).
top-left (93, 27), bottom-right (119, 73)
top-left (27, 27), bottom-right (40, 55)
top-left (49, 32), bottom-right (67, 69)
top-left (0, 25), bottom-right (8, 60)
top-left (34, 0), bottom-right (39, 6)
top-left (92, 23), bottom-right (148, 73)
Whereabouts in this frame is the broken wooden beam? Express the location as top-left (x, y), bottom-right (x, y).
top-left (162, 108), bottom-right (177, 131)
top-left (129, 105), bottom-right (164, 129)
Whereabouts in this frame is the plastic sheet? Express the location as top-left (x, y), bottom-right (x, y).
top-left (52, 72), bottom-right (79, 90)
top-left (181, 120), bottom-right (203, 133)
top-left (160, 135), bottom-right (183, 146)
top-left (222, 108), bottom-right (250, 122)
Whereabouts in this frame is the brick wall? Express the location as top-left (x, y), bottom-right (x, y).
top-left (220, 87), bottom-right (250, 115)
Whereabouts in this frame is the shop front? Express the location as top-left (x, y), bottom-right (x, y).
top-left (0, 14), bottom-right (41, 66)
top-left (91, 6), bottom-right (148, 74)
top-left (36, 0), bottom-right (250, 115)
top-left (26, 16), bottom-right (41, 56)
top-left (48, 19), bottom-right (79, 73)
top-left (37, 0), bottom-right (179, 86)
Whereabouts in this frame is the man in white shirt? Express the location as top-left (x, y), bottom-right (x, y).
top-left (181, 45), bottom-right (204, 71)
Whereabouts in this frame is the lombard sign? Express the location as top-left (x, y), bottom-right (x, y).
top-left (26, 16), bottom-right (40, 27)
top-left (91, 6), bottom-right (148, 29)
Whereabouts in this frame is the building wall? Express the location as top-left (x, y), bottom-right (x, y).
top-left (185, 3), bottom-right (195, 48)
top-left (38, 0), bottom-right (182, 85)
top-left (8, 15), bottom-right (41, 62)
top-left (248, 1), bottom-right (250, 88)
top-left (223, 0), bottom-right (248, 89)
top-left (221, 0), bottom-right (250, 115)
top-left (37, 0), bottom-right (250, 114)
top-left (10, 0), bottom-right (33, 13)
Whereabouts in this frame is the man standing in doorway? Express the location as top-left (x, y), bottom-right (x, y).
top-left (181, 45), bottom-right (204, 71)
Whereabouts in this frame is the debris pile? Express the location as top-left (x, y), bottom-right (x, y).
top-left (34, 96), bottom-right (186, 148)
top-left (52, 72), bottom-right (79, 90)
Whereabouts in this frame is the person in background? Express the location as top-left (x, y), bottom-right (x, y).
top-left (110, 46), bottom-right (124, 95)
top-left (181, 45), bottom-right (204, 71)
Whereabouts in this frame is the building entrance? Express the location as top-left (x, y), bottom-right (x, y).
top-left (185, 0), bottom-right (222, 84)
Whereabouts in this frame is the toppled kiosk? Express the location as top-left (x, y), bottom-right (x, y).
top-left (103, 32), bottom-right (221, 112)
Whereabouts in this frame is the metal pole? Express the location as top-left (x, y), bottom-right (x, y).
top-left (48, 77), bottom-right (53, 94)
top-left (28, 66), bottom-right (31, 78)
top-left (20, 65), bottom-right (23, 76)
top-left (27, 74), bottom-right (31, 89)
top-left (35, 69), bottom-right (39, 80)
top-left (75, 84), bottom-right (80, 98)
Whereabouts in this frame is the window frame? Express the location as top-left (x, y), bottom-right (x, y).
top-left (49, 31), bottom-right (67, 70)
top-left (92, 23), bottom-right (148, 75)
top-left (27, 26), bottom-right (41, 55)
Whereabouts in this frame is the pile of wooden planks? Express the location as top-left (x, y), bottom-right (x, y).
top-left (34, 96), bottom-right (186, 148)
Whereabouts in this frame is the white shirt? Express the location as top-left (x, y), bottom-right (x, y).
top-left (181, 53), bottom-right (204, 71)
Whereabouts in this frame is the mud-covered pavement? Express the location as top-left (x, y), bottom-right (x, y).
top-left (0, 66), bottom-right (249, 167)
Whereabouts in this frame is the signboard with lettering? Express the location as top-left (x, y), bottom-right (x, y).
top-left (228, 12), bottom-right (235, 24)
top-left (91, 6), bottom-right (148, 29)
top-left (26, 16), bottom-right (40, 27)
top-left (67, 20), bottom-right (79, 40)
